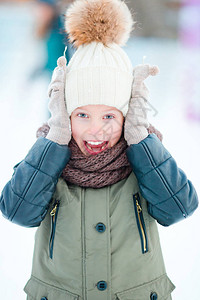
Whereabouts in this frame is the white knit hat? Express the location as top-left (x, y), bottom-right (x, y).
top-left (64, 0), bottom-right (135, 117)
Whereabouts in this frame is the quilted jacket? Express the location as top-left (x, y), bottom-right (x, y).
top-left (0, 134), bottom-right (198, 300)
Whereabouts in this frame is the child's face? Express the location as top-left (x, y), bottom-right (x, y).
top-left (70, 105), bottom-right (124, 156)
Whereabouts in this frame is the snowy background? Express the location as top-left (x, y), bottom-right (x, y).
top-left (0, 2), bottom-right (200, 299)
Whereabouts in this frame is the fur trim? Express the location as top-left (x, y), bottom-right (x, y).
top-left (65, 0), bottom-right (134, 47)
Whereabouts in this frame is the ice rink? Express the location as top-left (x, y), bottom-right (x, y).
top-left (0, 2), bottom-right (200, 299)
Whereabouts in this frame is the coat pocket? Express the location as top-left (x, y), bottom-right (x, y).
top-left (116, 274), bottom-right (175, 300)
top-left (49, 199), bottom-right (60, 259)
top-left (133, 193), bottom-right (148, 254)
top-left (24, 276), bottom-right (80, 300)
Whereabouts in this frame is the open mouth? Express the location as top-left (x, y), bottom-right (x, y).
top-left (83, 140), bottom-right (109, 155)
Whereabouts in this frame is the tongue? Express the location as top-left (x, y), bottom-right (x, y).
top-left (86, 142), bottom-right (104, 152)
top-left (91, 146), bottom-right (102, 152)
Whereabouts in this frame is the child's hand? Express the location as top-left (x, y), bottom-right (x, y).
top-left (46, 56), bottom-right (71, 145)
top-left (124, 64), bottom-right (159, 145)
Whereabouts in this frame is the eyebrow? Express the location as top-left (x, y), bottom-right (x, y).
top-left (75, 108), bottom-right (118, 113)
top-left (102, 109), bottom-right (117, 113)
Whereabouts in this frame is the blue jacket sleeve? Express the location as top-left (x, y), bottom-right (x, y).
top-left (0, 137), bottom-right (71, 228)
top-left (126, 134), bottom-right (199, 226)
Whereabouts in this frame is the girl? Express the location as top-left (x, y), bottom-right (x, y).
top-left (0, 0), bottom-right (198, 299)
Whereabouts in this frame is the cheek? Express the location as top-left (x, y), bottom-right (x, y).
top-left (71, 121), bottom-right (80, 147)
top-left (71, 119), bottom-right (85, 139)
top-left (109, 132), bottom-right (121, 147)
top-left (71, 120), bottom-right (89, 154)
top-left (107, 121), bottom-right (123, 146)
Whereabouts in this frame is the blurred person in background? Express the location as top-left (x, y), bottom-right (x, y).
top-left (127, 0), bottom-right (200, 124)
top-left (179, 0), bottom-right (200, 48)
top-left (178, 0), bottom-right (200, 122)
top-left (32, 0), bottom-right (74, 78)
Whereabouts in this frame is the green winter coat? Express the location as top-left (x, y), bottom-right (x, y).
top-left (1, 136), bottom-right (197, 299)
top-left (24, 171), bottom-right (175, 300)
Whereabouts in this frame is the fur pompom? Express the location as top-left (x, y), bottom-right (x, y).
top-left (65, 0), bottom-right (134, 47)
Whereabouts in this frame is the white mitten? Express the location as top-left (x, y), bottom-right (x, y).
top-left (124, 64), bottom-right (159, 145)
top-left (46, 56), bottom-right (71, 145)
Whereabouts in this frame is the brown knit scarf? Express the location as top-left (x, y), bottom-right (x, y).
top-left (36, 123), bottom-right (162, 189)
top-left (63, 134), bottom-right (132, 188)
top-left (36, 124), bottom-right (132, 188)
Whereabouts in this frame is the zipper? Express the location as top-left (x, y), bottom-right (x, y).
top-left (49, 199), bottom-right (60, 259)
top-left (81, 188), bottom-right (87, 300)
top-left (133, 193), bottom-right (148, 254)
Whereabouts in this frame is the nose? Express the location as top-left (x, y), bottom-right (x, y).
top-left (88, 121), bottom-right (114, 141)
top-left (88, 121), bottom-right (104, 137)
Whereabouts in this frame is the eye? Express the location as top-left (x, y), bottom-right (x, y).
top-left (103, 114), bottom-right (114, 119)
top-left (77, 113), bottom-right (88, 118)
